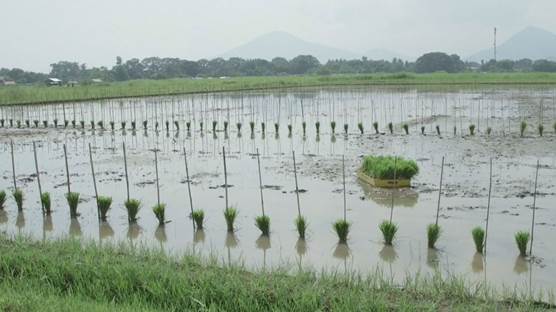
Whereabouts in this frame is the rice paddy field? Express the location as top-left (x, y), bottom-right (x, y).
top-left (1, 84), bottom-right (556, 306)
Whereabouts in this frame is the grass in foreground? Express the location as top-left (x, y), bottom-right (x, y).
top-left (0, 236), bottom-right (551, 311)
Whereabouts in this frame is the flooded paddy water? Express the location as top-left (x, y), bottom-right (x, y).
top-left (1, 85), bottom-right (555, 302)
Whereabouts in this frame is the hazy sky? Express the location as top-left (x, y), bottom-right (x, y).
top-left (2, 0), bottom-right (556, 72)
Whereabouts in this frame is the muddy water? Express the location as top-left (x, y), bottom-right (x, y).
top-left (0, 86), bottom-right (555, 302)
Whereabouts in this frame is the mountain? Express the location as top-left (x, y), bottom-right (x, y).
top-left (468, 26), bottom-right (556, 62)
top-left (219, 31), bottom-right (361, 62)
top-left (364, 48), bottom-right (412, 61)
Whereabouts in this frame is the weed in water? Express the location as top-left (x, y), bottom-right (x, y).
top-left (255, 215), bottom-right (270, 236)
top-left (402, 124), bottom-right (409, 135)
top-left (379, 220), bottom-right (398, 245)
top-left (436, 125), bottom-right (441, 136)
top-left (41, 192), bottom-right (52, 214)
top-left (0, 190), bottom-right (6, 209)
top-left (520, 121), bottom-right (527, 137)
top-left (538, 124), bottom-right (544, 137)
top-left (471, 227), bottom-right (485, 253)
top-left (373, 122), bottom-right (379, 134)
top-left (469, 124), bottom-right (476, 136)
top-left (333, 219), bottom-right (350, 244)
top-left (514, 231), bottom-right (530, 257)
top-left (331, 121), bottom-right (336, 134)
top-left (13, 189), bottom-right (24, 211)
top-left (427, 224), bottom-right (441, 249)
top-left (358, 122), bottom-right (364, 134)
top-left (153, 203), bottom-right (166, 225)
top-left (388, 122), bottom-right (393, 134)
top-left (192, 209), bottom-right (205, 229)
top-left (124, 199), bottom-right (141, 223)
top-left (224, 207), bottom-right (238, 232)
top-left (295, 215), bottom-right (308, 240)
top-left (97, 196), bottom-right (112, 221)
top-left (66, 192), bottom-right (80, 218)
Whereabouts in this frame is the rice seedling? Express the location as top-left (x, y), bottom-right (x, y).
top-left (331, 121), bottom-right (336, 134)
top-left (388, 122), bottom-right (393, 134)
top-left (373, 121), bottom-right (379, 134)
top-left (379, 220), bottom-right (398, 245)
top-left (97, 196), bottom-right (112, 221)
top-left (223, 121), bottom-right (229, 132)
top-left (261, 122), bottom-right (266, 134)
top-left (224, 207), bottom-right (238, 232)
top-left (288, 124), bottom-right (293, 136)
top-left (361, 155), bottom-right (419, 180)
top-left (186, 121), bottom-right (191, 132)
top-left (236, 122), bottom-right (242, 133)
top-left (192, 209), bottom-right (204, 229)
top-left (212, 121), bottom-right (217, 132)
top-left (199, 121), bottom-right (203, 132)
top-left (33, 120), bottom-right (39, 127)
top-left (487, 127), bottom-right (492, 136)
top-left (165, 121), bottom-right (169, 131)
top-left (0, 119), bottom-right (4, 127)
top-left (435, 125), bottom-right (441, 136)
top-left (16, 120), bottom-right (21, 128)
top-left (553, 122), bottom-right (556, 134)
top-left (249, 121), bottom-right (255, 134)
top-left (71, 120), bottom-right (76, 128)
top-left (344, 123), bottom-right (348, 134)
top-left (538, 124), bottom-right (544, 137)
top-left (0, 190), bottom-right (6, 209)
top-left (471, 227), bottom-right (485, 253)
top-left (295, 215), bottom-right (307, 240)
top-left (255, 215), bottom-right (270, 236)
top-left (124, 199), bottom-right (141, 223)
top-left (274, 122), bottom-right (279, 133)
top-left (131, 121), bottom-right (136, 130)
top-left (333, 219), bottom-right (350, 244)
top-left (9, 119), bottom-right (13, 127)
top-left (109, 121), bottom-right (115, 130)
top-left (25, 120), bottom-right (30, 127)
top-left (174, 121), bottom-right (180, 130)
top-left (97, 121), bottom-right (104, 129)
top-left (514, 231), bottom-right (530, 257)
top-left (53, 119), bottom-right (58, 128)
top-left (13, 189), bottom-right (24, 211)
top-left (421, 126), bottom-right (425, 135)
top-left (427, 224), bottom-right (441, 249)
top-left (469, 124), bottom-right (476, 136)
top-left (42, 120), bottom-right (48, 128)
top-left (66, 192), bottom-right (80, 218)
top-left (40, 192), bottom-right (52, 214)
top-left (402, 124), bottom-right (409, 135)
top-left (302, 121), bottom-right (307, 135)
top-left (143, 120), bottom-right (148, 129)
top-left (155, 121), bottom-right (159, 130)
top-left (315, 121), bottom-right (320, 134)
top-left (453, 126), bottom-right (457, 136)
top-left (152, 203), bottom-right (166, 225)
top-left (80, 120), bottom-right (85, 128)
top-left (90, 120), bottom-right (95, 129)
top-left (520, 121), bottom-right (527, 137)
top-left (358, 122), bottom-right (364, 134)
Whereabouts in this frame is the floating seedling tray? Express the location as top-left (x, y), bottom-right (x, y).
top-left (357, 169), bottom-right (410, 188)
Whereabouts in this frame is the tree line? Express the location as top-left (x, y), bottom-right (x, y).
top-left (2, 52), bottom-right (556, 84)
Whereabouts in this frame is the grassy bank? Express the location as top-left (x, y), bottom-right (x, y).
top-left (2, 72), bottom-right (556, 106)
top-left (0, 237), bottom-right (549, 311)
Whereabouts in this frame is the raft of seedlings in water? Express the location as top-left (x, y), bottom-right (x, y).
top-left (520, 121), bottom-right (527, 137)
top-left (427, 224), bottom-right (441, 249)
top-left (0, 190), bottom-right (6, 209)
top-left (125, 199), bottom-right (141, 223)
top-left (153, 203), bottom-right (166, 226)
top-left (224, 207), bottom-right (238, 232)
top-left (379, 220), bottom-right (398, 245)
top-left (97, 196), bottom-right (112, 221)
top-left (333, 220), bottom-right (350, 244)
top-left (66, 192), bottom-right (80, 218)
top-left (469, 124), bottom-right (476, 136)
top-left (295, 215), bottom-right (307, 240)
top-left (472, 227), bottom-right (485, 253)
top-left (13, 189), bottom-right (24, 211)
top-left (358, 156), bottom-right (419, 188)
top-left (192, 209), bottom-right (204, 229)
top-left (255, 215), bottom-right (270, 236)
top-left (373, 122), bottom-right (379, 134)
top-left (515, 231), bottom-right (530, 257)
top-left (358, 122), bottom-right (364, 134)
top-left (41, 192), bottom-right (52, 215)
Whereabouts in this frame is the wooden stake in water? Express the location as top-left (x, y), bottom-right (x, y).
top-left (484, 158), bottom-right (493, 255)
top-left (529, 159), bottom-right (540, 256)
top-left (32, 141), bottom-right (44, 214)
top-left (123, 142), bottom-right (130, 202)
top-left (256, 148), bottom-right (265, 216)
top-left (88, 143), bottom-right (100, 221)
top-left (154, 149), bottom-right (160, 206)
top-left (183, 148), bottom-right (194, 218)
top-left (342, 154), bottom-right (346, 222)
top-left (63, 144), bottom-right (71, 194)
top-left (292, 151), bottom-right (301, 217)
top-left (435, 156), bottom-right (445, 226)
top-left (10, 140), bottom-right (16, 190)
top-left (222, 146), bottom-right (229, 210)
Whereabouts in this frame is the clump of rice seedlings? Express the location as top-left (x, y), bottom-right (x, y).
top-left (25, 120), bottom-right (30, 128)
top-left (164, 121), bottom-right (169, 131)
top-left (80, 120), bottom-right (85, 128)
top-left (343, 123), bottom-right (348, 134)
top-left (41, 192), bottom-right (52, 214)
top-left (63, 120), bottom-right (69, 128)
top-left (373, 122), bottom-right (379, 134)
top-left (0, 119), bottom-right (4, 127)
top-left (212, 120), bottom-right (218, 132)
top-left (199, 121), bottom-right (204, 132)
top-left (236, 122), bottom-right (242, 133)
top-left (9, 119), bottom-right (13, 127)
top-left (174, 121), bottom-right (180, 130)
top-left (97, 196), bottom-right (112, 221)
top-left (224, 207), bottom-right (238, 232)
top-left (97, 121), bottom-right (104, 129)
top-left (249, 121), bottom-right (255, 134)
top-left (453, 126), bottom-right (457, 136)
top-left (143, 120), bottom-right (148, 129)
top-left (315, 121), bottom-right (320, 134)
top-left (436, 125), bottom-right (441, 136)
top-left (402, 124), bottom-right (409, 135)
top-left (16, 120), bottom-right (21, 128)
top-left (186, 121), bottom-right (191, 132)
top-left (471, 227), bottom-right (485, 253)
top-left (90, 121), bottom-right (95, 129)
top-left (34, 120), bottom-right (39, 128)
top-left (330, 121), bottom-right (336, 134)
top-left (255, 215), bottom-right (270, 236)
top-left (274, 122), bottom-right (279, 133)
top-left (261, 122), bottom-right (266, 134)
top-left (515, 231), bottom-right (530, 257)
top-left (388, 122), bottom-right (393, 134)
top-left (192, 209), bottom-right (204, 229)
top-left (487, 127), bottom-right (492, 136)
top-left (288, 124), bottom-right (293, 136)
top-left (333, 219), bottom-right (350, 244)
top-left (469, 124), bottom-right (476, 136)
top-left (295, 215), bottom-right (307, 240)
top-left (124, 199), bottom-right (141, 223)
top-left (109, 121), bottom-right (115, 130)
top-left (379, 220), bottom-right (398, 245)
top-left (53, 119), bottom-right (58, 128)
top-left (13, 189), bottom-right (24, 211)
top-left (40, 120), bottom-right (47, 128)
top-left (71, 120), bottom-right (76, 128)
top-left (361, 155), bottom-right (419, 180)
top-left (152, 203), bottom-right (166, 225)
top-left (155, 121), bottom-right (159, 130)
top-left (223, 121), bottom-right (229, 132)
top-left (0, 190), bottom-right (6, 209)
top-left (66, 192), bottom-right (80, 218)
top-left (427, 224), bottom-right (441, 249)
top-left (538, 124), bottom-right (544, 137)
top-left (421, 126), bottom-right (425, 135)
top-left (520, 121), bottom-right (527, 137)
top-left (302, 121), bottom-right (307, 136)
top-left (358, 122), bottom-right (364, 134)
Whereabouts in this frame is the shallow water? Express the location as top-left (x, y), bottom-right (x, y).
top-left (1, 85), bottom-right (555, 302)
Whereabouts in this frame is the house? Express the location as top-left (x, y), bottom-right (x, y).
top-left (91, 78), bottom-right (103, 83)
top-left (0, 77), bottom-right (16, 86)
top-left (46, 78), bottom-right (63, 86)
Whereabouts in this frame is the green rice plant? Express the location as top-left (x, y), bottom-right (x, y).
top-left (295, 215), bottom-right (307, 240)
top-left (538, 124), bottom-right (544, 137)
top-left (40, 192), bottom-right (51, 214)
top-left (124, 199), bottom-right (141, 223)
top-left (223, 121), bottom-right (229, 132)
top-left (421, 126), bottom-right (425, 135)
top-left (255, 215), bottom-right (270, 236)
top-left (174, 121), bottom-right (180, 130)
top-left (109, 121), bottom-right (115, 130)
top-left (212, 120), bottom-right (217, 132)
top-left (261, 122), bottom-right (266, 134)
top-left (224, 207), bottom-right (238, 232)
top-left (302, 121), bottom-right (307, 135)
top-left (373, 122), bottom-right (379, 134)
top-left (153, 203), bottom-right (166, 225)
top-left (379, 220), bottom-right (398, 245)
top-left (97, 196), bottom-right (112, 221)
top-left (486, 127), bottom-right (492, 136)
top-left (435, 125), bottom-right (440, 136)
top-left (315, 121), bottom-right (320, 134)
top-left (9, 119), bottom-right (13, 127)
top-left (330, 121), bottom-right (336, 134)
top-left (520, 121), bottom-right (527, 137)
top-left (361, 155), bottom-right (419, 180)
top-left (249, 121), bottom-right (255, 134)
top-left (402, 124), bottom-right (409, 135)
top-left (186, 121), bottom-right (191, 132)
top-left (471, 227), bottom-right (485, 254)
top-left (388, 122), bottom-right (393, 134)
top-left (333, 219), bottom-right (350, 244)
top-left (0, 190), bottom-right (6, 209)
top-left (66, 192), bottom-right (80, 218)
top-left (274, 122), bottom-right (279, 133)
top-left (514, 231), bottom-right (530, 257)
top-left (192, 209), bottom-right (204, 229)
top-left (469, 124), bottom-right (476, 136)
top-left (154, 121), bottom-right (159, 130)
top-left (343, 123), bottom-right (348, 134)
top-left (13, 189), bottom-right (24, 211)
top-left (236, 122), bottom-right (242, 133)
top-left (427, 224), bottom-right (441, 249)
top-left (358, 122), bottom-right (364, 134)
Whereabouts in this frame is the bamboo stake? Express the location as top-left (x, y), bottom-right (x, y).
top-left (484, 158), bottom-right (493, 255)
top-left (529, 159), bottom-right (540, 256)
top-left (256, 148), bottom-right (265, 216)
top-left (223, 146), bottom-right (229, 210)
top-left (293, 151), bottom-right (301, 217)
top-left (63, 144), bottom-right (71, 194)
top-left (435, 156), bottom-right (445, 226)
top-left (10, 140), bottom-right (16, 190)
top-left (342, 155), bottom-right (346, 222)
top-left (154, 149), bottom-right (160, 206)
top-left (32, 141), bottom-right (44, 214)
top-left (183, 148), bottom-right (194, 218)
top-left (88, 143), bottom-right (100, 221)
top-left (123, 142), bottom-right (130, 201)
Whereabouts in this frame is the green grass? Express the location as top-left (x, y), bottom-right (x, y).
top-left (0, 236), bottom-right (547, 311)
top-left (152, 204), bottom-right (166, 225)
top-left (379, 220), bottom-right (398, 245)
top-left (295, 215), bottom-right (308, 240)
top-left (0, 190), bottom-right (6, 210)
top-left (41, 192), bottom-right (52, 214)
top-left (13, 189), bottom-right (24, 211)
top-left (361, 155), bottom-right (419, 180)
top-left (333, 220), bottom-right (350, 244)
top-left (124, 199), bottom-right (141, 223)
top-left (515, 231), bottom-right (530, 257)
top-left (97, 196), bottom-right (112, 221)
top-left (472, 227), bottom-right (485, 254)
top-left (427, 224), bottom-right (441, 249)
top-left (191, 209), bottom-right (205, 229)
top-left (255, 215), bottom-right (271, 236)
top-left (65, 192), bottom-right (80, 218)
top-left (224, 207), bottom-right (238, 232)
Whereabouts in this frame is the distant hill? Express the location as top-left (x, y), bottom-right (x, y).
top-left (364, 49), bottom-right (412, 61)
top-left (219, 31), bottom-right (361, 62)
top-left (468, 26), bottom-right (556, 62)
